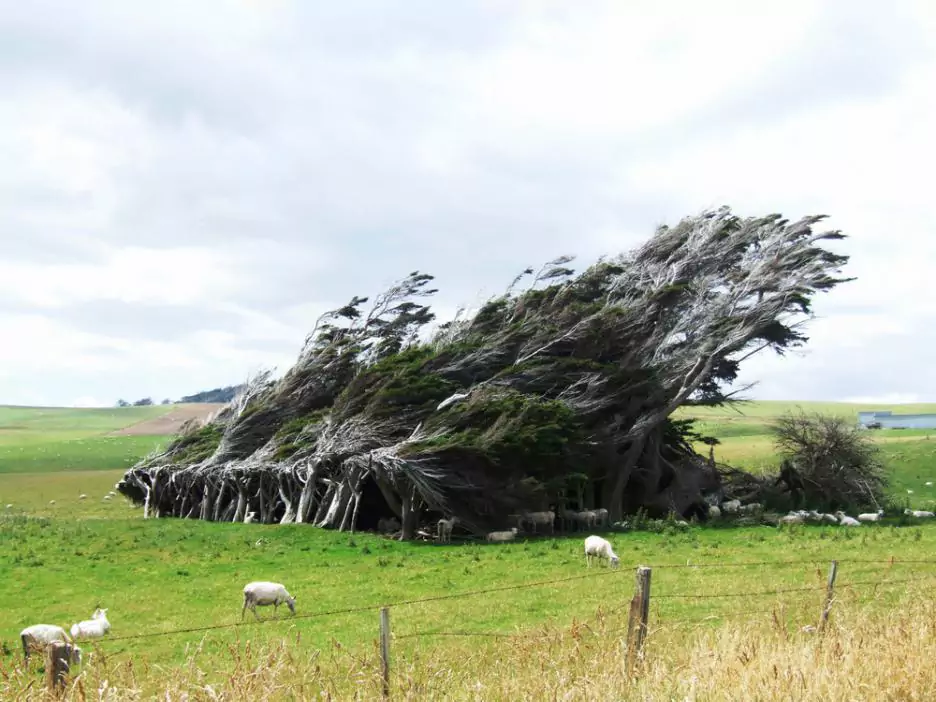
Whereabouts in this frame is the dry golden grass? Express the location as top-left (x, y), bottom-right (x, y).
top-left (4, 584), bottom-right (933, 701)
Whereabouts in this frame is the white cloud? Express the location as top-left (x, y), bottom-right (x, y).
top-left (0, 0), bottom-right (934, 406)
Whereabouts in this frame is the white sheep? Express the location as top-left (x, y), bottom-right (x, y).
top-left (905, 509), bottom-right (936, 518)
top-left (20, 624), bottom-right (78, 661)
top-left (485, 528), bottom-right (518, 542)
top-left (707, 505), bottom-right (721, 519)
top-left (739, 503), bottom-right (763, 515)
top-left (820, 513), bottom-right (839, 524)
top-left (593, 508), bottom-right (610, 528)
top-left (242, 581), bottom-right (296, 620)
top-left (78, 494), bottom-right (87, 500)
top-left (5, 504), bottom-right (12, 509)
top-left (49, 500), bottom-right (56, 505)
top-left (584, 535), bottom-right (620, 568)
top-left (834, 511), bottom-right (861, 527)
top-left (857, 510), bottom-right (884, 522)
top-left (721, 500), bottom-right (741, 514)
top-left (779, 513), bottom-right (804, 525)
top-left (103, 495), bottom-right (112, 501)
top-left (437, 517), bottom-right (457, 543)
top-left (522, 510), bottom-right (555, 534)
top-left (70, 608), bottom-right (110, 640)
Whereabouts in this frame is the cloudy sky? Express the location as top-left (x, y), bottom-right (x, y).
top-left (1, 0), bottom-right (933, 408)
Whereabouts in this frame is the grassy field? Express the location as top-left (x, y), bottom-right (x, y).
top-left (675, 400), bottom-right (936, 509)
top-left (1, 401), bottom-right (936, 699)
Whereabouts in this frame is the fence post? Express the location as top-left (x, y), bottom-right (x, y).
top-left (380, 606), bottom-right (391, 699)
top-left (818, 559), bottom-right (838, 634)
top-left (625, 565), bottom-right (652, 674)
top-left (45, 642), bottom-right (75, 694)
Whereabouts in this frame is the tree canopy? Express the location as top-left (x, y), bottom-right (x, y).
top-left (118, 207), bottom-right (853, 538)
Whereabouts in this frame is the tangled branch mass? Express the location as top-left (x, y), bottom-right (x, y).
top-left (117, 207), bottom-right (853, 539)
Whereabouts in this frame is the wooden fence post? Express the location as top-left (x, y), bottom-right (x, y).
top-left (45, 641), bottom-right (77, 694)
top-left (625, 565), bottom-right (652, 674)
top-left (380, 606), bottom-right (391, 699)
top-left (818, 559), bottom-right (838, 634)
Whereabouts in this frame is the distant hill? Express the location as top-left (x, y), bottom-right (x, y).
top-left (178, 385), bottom-right (245, 404)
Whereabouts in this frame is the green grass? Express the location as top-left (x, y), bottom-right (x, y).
top-left (676, 401), bottom-right (936, 505)
top-left (1, 400), bottom-right (936, 694)
top-left (0, 404), bottom-right (175, 474)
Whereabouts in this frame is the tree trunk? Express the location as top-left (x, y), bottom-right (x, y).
top-left (314, 483), bottom-right (336, 524)
top-left (607, 436), bottom-right (646, 522)
top-left (400, 483), bottom-right (419, 541)
top-left (233, 486), bottom-right (247, 523)
top-left (295, 463), bottom-right (318, 524)
top-left (374, 473), bottom-right (403, 518)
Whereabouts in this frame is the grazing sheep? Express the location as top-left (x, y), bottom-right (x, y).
top-left (707, 505), bottom-right (721, 519)
top-left (779, 513), bottom-right (804, 525)
top-left (78, 494), bottom-right (87, 500)
top-left (857, 510), bottom-right (884, 522)
top-left (485, 528), bottom-right (519, 542)
top-left (574, 510), bottom-right (598, 530)
top-left (377, 517), bottom-right (401, 534)
top-left (49, 500), bottom-right (56, 505)
top-left (905, 509), bottom-right (936, 518)
top-left (103, 495), bottom-right (112, 501)
top-left (584, 535), bottom-right (620, 568)
top-left (437, 517), bottom-right (457, 543)
top-left (834, 511), bottom-right (861, 527)
top-left (70, 608), bottom-right (110, 640)
top-left (721, 500), bottom-right (741, 514)
top-left (522, 510), bottom-right (555, 534)
top-left (820, 513), bottom-right (839, 524)
top-left (242, 581), bottom-right (296, 620)
top-left (927, 482), bottom-right (934, 487)
top-left (5, 504), bottom-right (12, 509)
top-left (20, 624), bottom-right (75, 661)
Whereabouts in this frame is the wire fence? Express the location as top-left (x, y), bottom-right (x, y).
top-left (73, 556), bottom-right (934, 645)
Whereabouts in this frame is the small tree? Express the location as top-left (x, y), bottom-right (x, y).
top-left (116, 399), bottom-right (130, 407)
top-left (133, 398), bottom-right (154, 406)
top-left (769, 410), bottom-right (886, 511)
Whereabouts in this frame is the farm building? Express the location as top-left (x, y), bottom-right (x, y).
top-left (857, 410), bottom-right (936, 430)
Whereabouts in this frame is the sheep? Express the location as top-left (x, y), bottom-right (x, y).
top-left (739, 503), bottom-right (763, 515)
top-left (820, 513), bottom-right (840, 524)
top-left (573, 510), bottom-right (598, 530)
top-left (857, 510), bottom-right (884, 522)
top-left (78, 494), bottom-right (87, 500)
top-left (103, 495), bottom-right (112, 501)
top-left (584, 535), bottom-right (620, 568)
top-left (20, 624), bottom-right (76, 661)
top-left (377, 517), bottom-right (401, 534)
top-left (485, 528), bottom-right (518, 542)
top-left (5, 504), bottom-right (12, 509)
top-left (834, 511), bottom-right (861, 527)
top-left (437, 517), bottom-right (457, 543)
top-left (522, 510), bottom-right (555, 534)
top-left (927, 482), bottom-right (934, 487)
top-left (49, 500), bottom-right (56, 505)
top-left (70, 608), bottom-right (111, 640)
top-left (707, 505), bottom-right (721, 519)
top-left (779, 513), bottom-right (804, 525)
top-left (593, 508), bottom-right (610, 528)
top-left (242, 581), bottom-right (296, 620)
top-left (721, 499), bottom-right (741, 514)
top-left (905, 509), bottom-right (936, 518)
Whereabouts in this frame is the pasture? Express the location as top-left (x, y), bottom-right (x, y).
top-left (1, 400), bottom-right (935, 698)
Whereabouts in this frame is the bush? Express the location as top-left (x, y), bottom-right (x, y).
top-left (768, 410), bottom-right (886, 511)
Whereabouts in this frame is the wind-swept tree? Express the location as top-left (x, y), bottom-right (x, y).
top-left (118, 207), bottom-right (852, 537)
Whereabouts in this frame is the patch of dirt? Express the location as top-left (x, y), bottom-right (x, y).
top-left (110, 403), bottom-right (225, 436)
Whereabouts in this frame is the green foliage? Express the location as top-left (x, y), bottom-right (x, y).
top-left (167, 424), bottom-right (224, 465)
